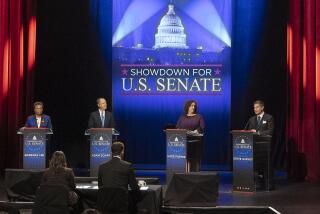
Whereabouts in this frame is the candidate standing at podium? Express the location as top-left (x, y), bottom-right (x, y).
top-left (24, 101), bottom-right (53, 167)
top-left (88, 98), bottom-right (115, 128)
top-left (25, 101), bottom-right (52, 129)
top-left (176, 100), bottom-right (205, 172)
top-left (246, 100), bottom-right (274, 136)
top-left (246, 100), bottom-right (274, 189)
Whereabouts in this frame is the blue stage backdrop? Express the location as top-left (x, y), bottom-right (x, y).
top-left (110, 0), bottom-right (232, 169)
top-left (111, 0), bottom-right (232, 168)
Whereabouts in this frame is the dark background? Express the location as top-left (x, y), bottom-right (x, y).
top-left (34, 0), bottom-right (287, 169)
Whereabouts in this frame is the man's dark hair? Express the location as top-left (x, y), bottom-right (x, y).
top-left (33, 101), bottom-right (44, 108)
top-left (112, 141), bottom-right (124, 156)
top-left (184, 100), bottom-right (197, 115)
top-left (254, 100), bottom-right (264, 107)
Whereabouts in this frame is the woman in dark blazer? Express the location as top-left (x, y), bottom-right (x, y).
top-left (41, 151), bottom-right (78, 205)
top-left (176, 100), bottom-right (205, 172)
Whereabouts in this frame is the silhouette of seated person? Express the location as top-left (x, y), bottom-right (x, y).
top-left (98, 141), bottom-right (141, 214)
top-left (40, 151), bottom-right (81, 212)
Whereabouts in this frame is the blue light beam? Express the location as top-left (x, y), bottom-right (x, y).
top-left (182, 0), bottom-right (231, 47)
top-left (112, 0), bottom-right (167, 46)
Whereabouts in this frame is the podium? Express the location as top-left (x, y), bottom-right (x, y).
top-left (165, 129), bottom-right (187, 175)
top-left (231, 130), bottom-right (272, 192)
top-left (165, 129), bottom-right (204, 180)
top-left (85, 128), bottom-right (119, 176)
top-left (17, 128), bottom-right (53, 169)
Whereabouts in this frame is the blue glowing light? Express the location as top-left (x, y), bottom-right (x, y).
top-left (112, 0), bottom-right (167, 46)
top-left (182, 0), bottom-right (231, 47)
top-left (113, 0), bottom-right (232, 48)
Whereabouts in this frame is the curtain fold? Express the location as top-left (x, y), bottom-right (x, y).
top-left (287, 0), bottom-right (320, 181)
top-left (0, 0), bottom-right (36, 171)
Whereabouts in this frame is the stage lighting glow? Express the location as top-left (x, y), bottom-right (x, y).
top-left (28, 17), bottom-right (36, 71)
top-left (182, 0), bottom-right (231, 47)
top-left (112, 0), bottom-right (167, 46)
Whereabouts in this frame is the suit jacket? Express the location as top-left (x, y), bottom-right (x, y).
top-left (98, 157), bottom-right (140, 192)
top-left (247, 113), bottom-right (274, 136)
top-left (98, 158), bottom-right (141, 213)
top-left (88, 110), bottom-right (114, 129)
top-left (41, 167), bottom-right (76, 191)
top-left (25, 114), bottom-right (52, 129)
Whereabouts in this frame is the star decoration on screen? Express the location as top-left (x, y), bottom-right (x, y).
top-left (214, 68), bottom-right (221, 75)
top-left (121, 68), bottom-right (128, 76)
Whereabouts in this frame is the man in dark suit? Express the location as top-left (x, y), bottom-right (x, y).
top-left (246, 100), bottom-right (274, 136)
top-left (88, 98), bottom-right (115, 128)
top-left (98, 141), bottom-right (141, 213)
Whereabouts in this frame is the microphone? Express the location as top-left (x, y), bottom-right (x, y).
top-left (243, 120), bottom-right (250, 130)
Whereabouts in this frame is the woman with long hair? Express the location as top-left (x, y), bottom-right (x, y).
top-left (41, 151), bottom-right (78, 206)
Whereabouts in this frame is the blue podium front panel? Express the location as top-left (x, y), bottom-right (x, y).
top-left (23, 132), bottom-right (46, 169)
top-left (90, 130), bottom-right (112, 176)
top-left (232, 132), bottom-right (254, 192)
top-left (166, 130), bottom-right (187, 173)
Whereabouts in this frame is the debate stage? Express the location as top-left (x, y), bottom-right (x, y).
top-left (1, 0), bottom-right (320, 213)
top-left (1, 170), bottom-right (319, 214)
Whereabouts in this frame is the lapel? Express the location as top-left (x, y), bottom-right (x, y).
top-left (32, 115), bottom-right (37, 127)
top-left (104, 112), bottom-right (109, 127)
top-left (252, 116), bottom-right (258, 129)
top-left (96, 111), bottom-right (102, 127)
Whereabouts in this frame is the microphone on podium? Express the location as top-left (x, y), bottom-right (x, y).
top-left (243, 120), bottom-right (250, 130)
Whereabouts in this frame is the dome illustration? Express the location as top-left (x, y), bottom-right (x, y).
top-left (154, 5), bottom-right (188, 49)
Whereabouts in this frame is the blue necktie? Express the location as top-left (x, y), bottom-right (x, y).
top-left (101, 113), bottom-right (105, 127)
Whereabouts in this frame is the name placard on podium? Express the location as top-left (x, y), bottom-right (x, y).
top-left (165, 129), bottom-right (187, 175)
top-left (18, 128), bottom-right (53, 169)
top-left (86, 128), bottom-right (119, 177)
top-left (231, 130), bottom-right (255, 192)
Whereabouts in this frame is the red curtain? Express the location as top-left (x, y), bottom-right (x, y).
top-left (0, 0), bottom-right (36, 171)
top-left (287, 0), bottom-right (320, 181)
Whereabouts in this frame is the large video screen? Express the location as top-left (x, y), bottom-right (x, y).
top-left (112, 0), bottom-right (232, 168)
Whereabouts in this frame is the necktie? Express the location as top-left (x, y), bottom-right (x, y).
top-left (101, 112), bottom-right (105, 127)
top-left (257, 116), bottom-right (261, 124)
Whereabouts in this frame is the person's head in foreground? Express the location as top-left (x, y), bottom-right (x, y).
top-left (49, 151), bottom-right (67, 171)
top-left (112, 141), bottom-right (125, 159)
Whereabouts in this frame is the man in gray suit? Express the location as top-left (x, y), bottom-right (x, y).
top-left (246, 100), bottom-right (275, 190)
top-left (246, 100), bottom-right (274, 136)
top-left (88, 98), bottom-right (115, 128)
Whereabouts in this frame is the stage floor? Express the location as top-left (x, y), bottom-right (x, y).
top-left (1, 170), bottom-right (320, 214)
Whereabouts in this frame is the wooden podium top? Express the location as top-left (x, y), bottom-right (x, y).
top-left (87, 128), bottom-right (113, 131)
top-left (230, 130), bottom-right (256, 133)
top-left (165, 129), bottom-right (204, 137)
top-left (165, 128), bottom-right (187, 132)
top-left (85, 128), bottom-right (119, 136)
top-left (17, 127), bottom-right (53, 134)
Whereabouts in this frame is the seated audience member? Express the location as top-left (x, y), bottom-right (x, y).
top-left (98, 141), bottom-right (141, 213)
top-left (41, 151), bottom-right (79, 207)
